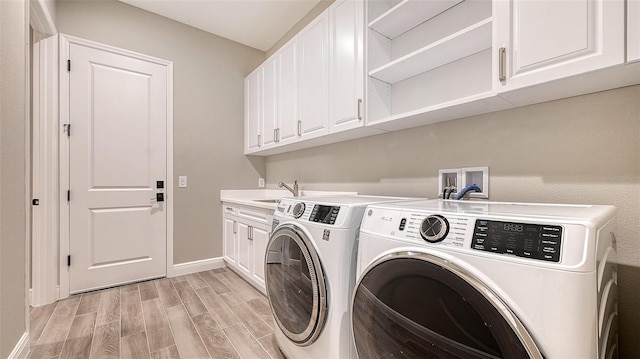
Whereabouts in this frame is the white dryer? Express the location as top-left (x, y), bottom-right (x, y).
top-left (352, 199), bottom-right (618, 359)
top-left (265, 195), bottom-right (416, 359)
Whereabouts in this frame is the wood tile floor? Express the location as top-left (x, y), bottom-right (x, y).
top-left (29, 268), bottom-right (286, 359)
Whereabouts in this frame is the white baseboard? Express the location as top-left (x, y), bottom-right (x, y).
top-left (8, 333), bottom-right (29, 359)
top-left (171, 257), bottom-right (225, 277)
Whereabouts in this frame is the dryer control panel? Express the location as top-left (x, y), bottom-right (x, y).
top-left (309, 205), bottom-right (341, 225)
top-left (472, 220), bottom-right (563, 262)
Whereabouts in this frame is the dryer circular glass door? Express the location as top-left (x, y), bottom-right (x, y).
top-left (265, 224), bottom-right (327, 346)
top-left (351, 252), bottom-right (543, 359)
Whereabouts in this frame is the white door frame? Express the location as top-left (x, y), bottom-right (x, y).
top-left (31, 32), bottom-right (60, 306)
top-left (54, 34), bottom-right (174, 299)
top-left (29, 0), bottom-right (59, 308)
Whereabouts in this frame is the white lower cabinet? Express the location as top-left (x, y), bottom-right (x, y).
top-left (250, 226), bottom-right (269, 286)
top-left (222, 203), bottom-right (272, 293)
top-left (223, 216), bottom-right (237, 266)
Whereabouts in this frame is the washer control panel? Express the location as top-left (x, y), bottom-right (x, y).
top-left (419, 215), bottom-right (449, 243)
top-left (309, 205), bottom-right (341, 225)
top-left (292, 202), bottom-right (306, 218)
top-left (472, 220), bottom-right (562, 262)
top-left (399, 212), bottom-right (470, 248)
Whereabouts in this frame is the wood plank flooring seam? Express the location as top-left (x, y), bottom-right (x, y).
top-left (50, 298), bottom-right (83, 358)
top-left (164, 304), bottom-right (211, 358)
top-left (193, 286), bottom-right (240, 329)
top-left (137, 294), bottom-right (156, 358)
top-left (220, 324), bottom-right (246, 359)
top-left (30, 302), bottom-right (58, 345)
top-left (184, 306), bottom-right (215, 359)
top-left (256, 336), bottom-right (278, 359)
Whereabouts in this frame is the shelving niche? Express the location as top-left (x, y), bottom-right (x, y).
top-left (366, 0), bottom-right (507, 130)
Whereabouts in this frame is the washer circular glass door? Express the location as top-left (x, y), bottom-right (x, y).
top-left (351, 252), bottom-right (543, 359)
top-left (265, 224), bottom-right (327, 346)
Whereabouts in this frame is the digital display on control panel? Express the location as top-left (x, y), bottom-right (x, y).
top-left (471, 220), bottom-right (562, 262)
top-left (309, 205), bottom-right (340, 225)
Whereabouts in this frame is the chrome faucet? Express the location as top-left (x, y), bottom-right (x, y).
top-left (278, 180), bottom-right (299, 197)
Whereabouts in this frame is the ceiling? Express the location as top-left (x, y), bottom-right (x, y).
top-left (119, 0), bottom-right (323, 52)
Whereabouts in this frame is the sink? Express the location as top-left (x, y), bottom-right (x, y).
top-left (253, 199), bottom-right (280, 203)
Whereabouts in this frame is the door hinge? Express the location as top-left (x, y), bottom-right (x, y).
top-left (64, 124), bottom-right (71, 137)
top-left (67, 190), bottom-right (70, 201)
top-left (67, 59), bottom-right (71, 72)
top-left (67, 255), bottom-right (71, 266)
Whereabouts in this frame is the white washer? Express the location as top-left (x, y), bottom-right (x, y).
top-left (352, 199), bottom-right (618, 359)
top-left (265, 195), bottom-right (417, 359)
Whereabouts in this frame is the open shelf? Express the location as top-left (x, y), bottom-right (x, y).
top-left (369, 0), bottom-right (464, 39)
top-left (369, 18), bottom-right (492, 84)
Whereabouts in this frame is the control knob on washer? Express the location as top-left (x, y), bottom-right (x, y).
top-left (420, 215), bottom-right (449, 243)
top-left (292, 202), bottom-right (306, 218)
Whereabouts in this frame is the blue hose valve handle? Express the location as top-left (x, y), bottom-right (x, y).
top-left (454, 184), bottom-right (482, 200)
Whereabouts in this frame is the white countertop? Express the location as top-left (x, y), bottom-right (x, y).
top-left (220, 189), bottom-right (358, 210)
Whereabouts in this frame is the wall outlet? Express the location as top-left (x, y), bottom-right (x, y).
top-left (258, 177), bottom-right (265, 188)
top-left (178, 176), bottom-right (188, 188)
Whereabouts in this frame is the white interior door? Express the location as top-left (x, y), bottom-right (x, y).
top-left (68, 41), bottom-right (169, 294)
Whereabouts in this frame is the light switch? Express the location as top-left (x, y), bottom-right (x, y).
top-left (258, 177), bottom-right (265, 188)
top-left (178, 176), bottom-right (188, 188)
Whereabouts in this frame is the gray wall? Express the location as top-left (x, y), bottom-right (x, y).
top-left (56, 0), bottom-right (266, 264)
top-left (265, 85), bottom-right (640, 356)
top-left (0, 0), bottom-right (28, 356)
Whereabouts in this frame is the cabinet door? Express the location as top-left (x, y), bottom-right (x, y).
top-left (278, 40), bottom-right (299, 145)
top-left (299, 11), bottom-right (330, 140)
top-left (237, 222), bottom-right (251, 276)
top-left (496, 0), bottom-right (624, 91)
top-left (251, 226), bottom-right (269, 288)
top-left (330, 0), bottom-right (364, 133)
top-left (629, 0), bottom-right (640, 63)
top-left (262, 57), bottom-right (278, 149)
top-left (223, 217), bottom-right (236, 265)
top-left (244, 70), bottom-right (261, 153)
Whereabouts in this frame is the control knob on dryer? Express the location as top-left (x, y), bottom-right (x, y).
top-left (292, 202), bottom-right (306, 218)
top-left (420, 215), bottom-right (449, 243)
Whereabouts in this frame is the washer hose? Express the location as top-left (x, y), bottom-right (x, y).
top-left (454, 184), bottom-right (482, 200)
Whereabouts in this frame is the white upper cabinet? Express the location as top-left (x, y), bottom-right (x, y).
top-left (366, 0), bottom-right (509, 130)
top-left (629, 0), bottom-right (640, 63)
top-left (261, 56), bottom-right (278, 149)
top-left (244, 70), bottom-right (261, 153)
top-left (329, 0), bottom-right (365, 133)
top-left (298, 10), bottom-right (330, 140)
top-left (277, 39), bottom-right (300, 145)
top-left (495, 0), bottom-right (625, 91)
